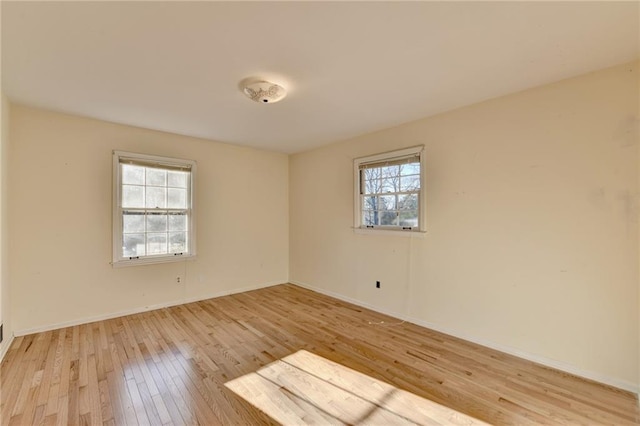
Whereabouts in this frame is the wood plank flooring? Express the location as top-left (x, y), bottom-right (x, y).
top-left (1, 283), bottom-right (638, 425)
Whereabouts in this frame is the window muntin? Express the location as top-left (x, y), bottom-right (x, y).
top-left (354, 146), bottom-right (424, 232)
top-left (113, 151), bottom-right (196, 266)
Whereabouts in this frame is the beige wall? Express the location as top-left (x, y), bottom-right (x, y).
top-left (9, 106), bottom-right (289, 333)
top-left (290, 62), bottom-right (639, 390)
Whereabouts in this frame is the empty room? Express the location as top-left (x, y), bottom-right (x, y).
top-left (1, 1), bottom-right (639, 425)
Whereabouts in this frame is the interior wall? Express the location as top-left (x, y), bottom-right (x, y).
top-left (9, 105), bottom-right (289, 333)
top-left (290, 61), bottom-right (639, 391)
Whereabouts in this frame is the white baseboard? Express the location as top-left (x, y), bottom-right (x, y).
top-left (13, 278), bottom-right (638, 395)
top-left (14, 280), bottom-right (284, 337)
top-left (0, 333), bottom-right (15, 363)
top-left (290, 280), bottom-right (639, 395)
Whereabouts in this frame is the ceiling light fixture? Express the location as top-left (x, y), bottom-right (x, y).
top-left (242, 80), bottom-right (287, 104)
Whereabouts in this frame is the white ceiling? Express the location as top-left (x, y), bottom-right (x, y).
top-left (2, 2), bottom-right (639, 154)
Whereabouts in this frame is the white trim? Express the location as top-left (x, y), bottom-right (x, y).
top-left (355, 145), bottom-right (423, 166)
top-left (289, 280), bottom-right (639, 395)
top-left (353, 228), bottom-right (426, 237)
top-left (111, 253), bottom-right (197, 268)
top-left (114, 150), bottom-right (197, 169)
top-left (14, 280), bottom-right (284, 337)
top-left (112, 150), bottom-right (197, 267)
top-left (0, 333), bottom-right (15, 363)
top-left (353, 145), bottom-right (426, 232)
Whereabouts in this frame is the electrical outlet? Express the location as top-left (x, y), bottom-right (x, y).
top-left (376, 281), bottom-right (381, 289)
top-left (176, 276), bottom-right (181, 284)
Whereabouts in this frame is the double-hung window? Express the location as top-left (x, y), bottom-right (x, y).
top-left (354, 146), bottom-right (425, 232)
top-left (112, 151), bottom-right (196, 266)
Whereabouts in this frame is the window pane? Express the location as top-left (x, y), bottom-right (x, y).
top-left (122, 165), bottom-right (144, 185)
top-left (169, 213), bottom-right (187, 231)
top-left (123, 212), bottom-right (145, 232)
top-left (123, 233), bottom-right (145, 257)
top-left (357, 150), bottom-right (421, 230)
top-left (146, 168), bottom-right (167, 187)
top-left (379, 211), bottom-right (398, 226)
top-left (147, 214), bottom-right (167, 232)
top-left (399, 210), bottom-right (419, 227)
top-left (147, 233), bottom-right (167, 255)
top-left (146, 187), bottom-right (166, 208)
top-left (380, 165), bottom-right (399, 178)
top-left (363, 210), bottom-right (377, 226)
top-left (400, 163), bottom-right (420, 176)
top-left (168, 171), bottom-right (188, 188)
top-left (169, 232), bottom-right (187, 253)
top-left (364, 178), bottom-right (381, 195)
top-left (168, 188), bottom-right (186, 209)
top-left (364, 168), bottom-right (381, 181)
top-left (122, 185), bottom-right (145, 208)
top-left (398, 194), bottom-right (418, 210)
top-left (400, 175), bottom-right (420, 192)
top-left (363, 196), bottom-right (377, 211)
top-left (379, 195), bottom-right (396, 210)
top-left (381, 178), bottom-right (398, 193)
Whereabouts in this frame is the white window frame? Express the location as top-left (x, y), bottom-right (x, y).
top-left (112, 150), bottom-right (197, 267)
top-left (354, 145), bottom-right (426, 234)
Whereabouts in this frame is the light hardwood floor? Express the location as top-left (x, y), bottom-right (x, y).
top-left (1, 284), bottom-right (638, 425)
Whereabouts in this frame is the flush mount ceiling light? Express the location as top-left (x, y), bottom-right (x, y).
top-left (242, 80), bottom-right (287, 104)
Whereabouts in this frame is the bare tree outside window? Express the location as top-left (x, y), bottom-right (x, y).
top-left (361, 160), bottom-right (420, 227)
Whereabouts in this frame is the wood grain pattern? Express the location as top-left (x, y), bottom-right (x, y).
top-left (1, 283), bottom-right (638, 425)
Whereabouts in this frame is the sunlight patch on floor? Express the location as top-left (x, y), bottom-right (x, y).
top-left (225, 349), bottom-right (487, 425)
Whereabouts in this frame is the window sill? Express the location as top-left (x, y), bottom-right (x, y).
top-left (353, 228), bottom-right (426, 237)
top-left (111, 254), bottom-right (197, 268)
